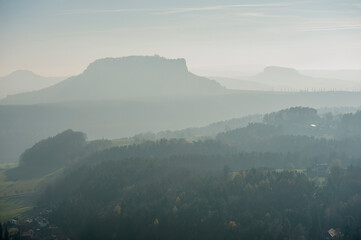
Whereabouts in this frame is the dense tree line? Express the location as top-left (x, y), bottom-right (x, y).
top-left (7, 107), bottom-right (361, 180)
top-left (217, 126), bottom-right (361, 159)
top-left (262, 107), bottom-right (361, 139)
top-left (69, 137), bottom-right (361, 172)
top-left (6, 130), bottom-right (114, 180)
top-left (7, 107), bottom-right (361, 239)
top-left (216, 108), bottom-right (361, 159)
top-left (39, 156), bottom-right (361, 240)
top-left (337, 111), bottom-right (361, 138)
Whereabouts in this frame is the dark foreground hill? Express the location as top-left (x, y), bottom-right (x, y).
top-left (3, 108), bottom-right (361, 239)
top-left (39, 151), bottom-right (361, 240)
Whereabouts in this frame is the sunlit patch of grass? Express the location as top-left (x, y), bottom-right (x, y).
top-left (0, 168), bottom-right (63, 197)
top-left (0, 162), bottom-right (18, 170)
top-left (0, 168), bottom-right (63, 221)
top-left (0, 197), bottom-right (34, 221)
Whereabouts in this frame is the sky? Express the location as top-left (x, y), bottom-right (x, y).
top-left (0, 0), bottom-right (361, 77)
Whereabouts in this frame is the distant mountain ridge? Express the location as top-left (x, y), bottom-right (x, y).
top-left (1, 56), bottom-right (227, 105)
top-left (214, 66), bottom-right (360, 91)
top-left (250, 66), bottom-right (361, 91)
top-left (261, 66), bottom-right (299, 78)
top-left (0, 70), bottom-right (64, 100)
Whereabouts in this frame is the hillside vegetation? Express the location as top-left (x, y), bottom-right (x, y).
top-left (2, 107), bottom-right (361, 239)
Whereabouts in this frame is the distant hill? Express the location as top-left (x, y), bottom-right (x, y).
top-left (300, 69), bottom-right (361, 83)
top-left (5, 130), bottom-right (116, 180)
top-left (131, 114), bottom-right (262, 141)
top-left (214, 66), bottom-right (359, 91)
top-left (248, 66), bottom-right (358, 91)
top-left (5, 130), bottom-right (86, 180)
top-left (1, 56), bottom-right (226, 105)
top-left (216, 107), bottom-right (361, 157)
top-left (210, 76), bottom-right (273, 91)
top-left (0, 70), bottom-right (64, 99)
top-left (2, 91), bottom-right (361, 163)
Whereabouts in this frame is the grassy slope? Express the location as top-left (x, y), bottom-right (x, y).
top-left (0, 167), bottom-right (62, 221)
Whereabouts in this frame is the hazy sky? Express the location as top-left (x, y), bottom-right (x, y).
top-left (1, 0), bottom-right (361, 77)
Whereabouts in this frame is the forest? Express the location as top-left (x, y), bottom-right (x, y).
top-left (39, 157), bottom-right (361, 240)
top-left (2, 1), bottom-right (361, 239)
top-left (1, 107), bottom-right (361, 239)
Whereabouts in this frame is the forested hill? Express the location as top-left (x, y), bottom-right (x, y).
top-left (130, 114), bottom-right (262, 141)
top-left (7, 107), bottom-right (361, 180)
top-left (216, 107), bottom-right (361, 156)
top-left (5, 130), bottom-right (115, 180)
top-left (1, 56), bottom-right (226, 105)
top-left (39, 155), bottom-right (361, 240)
top-left (217, 106), bottom-right (361, 140)
top-left (3, 106), bottom-right (361, 239)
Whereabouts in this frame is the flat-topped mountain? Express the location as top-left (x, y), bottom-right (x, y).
top-left (0, 70), bottom-right (64, 100)
top-left (1, 56), bottom-right (226, 105)
top-left (215, 66), bottom-right (360, 91)
top-left (262, 66), bottom-right (299, 77)
top-left (251, 66), bottom-right (314, 84)
top-left (248, 66), bottom-right (357, 91)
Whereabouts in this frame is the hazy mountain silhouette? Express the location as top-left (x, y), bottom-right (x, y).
top-left (0, 70), bottom-right (64, 100)
top-left (1, 56), bottom-right (226, 104)
top-left (213, 66), bottom-right (359, 91)
top-left (247, 66), bottom-right (358, 91)
top-left (300, 69), bottom-right (361, 83)
top-left (2, 58), bottom-right (361, 163)
top-left (212, 76), bottom-right (273, 91)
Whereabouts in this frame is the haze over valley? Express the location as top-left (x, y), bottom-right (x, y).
top-left (211, 66), bottom-right (361, 91)
top-left (1, 0), bottom-right (361, 239)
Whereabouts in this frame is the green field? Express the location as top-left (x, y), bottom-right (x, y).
top-left (0, 197), bottom-right (33, 221)
top-left (0, 167), bottom-right (62, 221)
top-left (0, 162), bottom-right (18, 170)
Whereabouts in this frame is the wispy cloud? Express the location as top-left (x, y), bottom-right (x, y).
top-left (60, 8), bottom-right (155, 15)
top-left (155, 6), bottom-right (228, 15)
top-left (237, 12), bottom-right (278, 18)
top-left (300, 24), bottom-right (361, 32)
top-left (60, 3), bottom-right (291, 16)
top-left (156, 3), bottom-right (291, 15)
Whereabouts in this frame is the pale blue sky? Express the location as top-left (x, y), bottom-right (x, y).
top-left (1, 0), bottom-right (360, 76)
